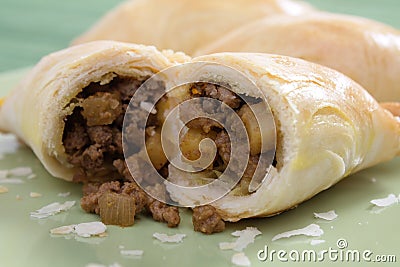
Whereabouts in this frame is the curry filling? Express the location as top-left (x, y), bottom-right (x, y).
top-left (62, 74), bottom-right (275, 234)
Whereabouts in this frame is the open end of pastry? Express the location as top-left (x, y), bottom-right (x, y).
top-left (62, 74), bottom-right (278, 233)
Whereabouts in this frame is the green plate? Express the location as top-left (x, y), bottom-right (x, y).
top-left (1, 67), bottom-right (400, 266)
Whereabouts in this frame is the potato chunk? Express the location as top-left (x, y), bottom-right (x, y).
top-left (238, 104), bottom-right (262, 155)
top-left (81, 92), bottom-right (121, 126)
top-left (146, 128), bottom-right (168, 170)
top-left (180, 128), bottom-right (209, 161)
top-left (238, 103), bottom-right (274, 155)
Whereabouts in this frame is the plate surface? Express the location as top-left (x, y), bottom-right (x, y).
top-left (0, 68), bottom-right (399, 266)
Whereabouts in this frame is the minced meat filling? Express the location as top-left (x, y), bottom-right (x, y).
top-left (63, 75), bottom-right (180, 228)
top-left (63, 77), bottom-right (273, 234)
top-left (192, 205), bottom-right (225, 234)
top-left (190, 82), bottom-right (243, 109)
top-left (186, 83), bottom-right (266, 191)
top-left (63, 76), bottom-right (150, 179)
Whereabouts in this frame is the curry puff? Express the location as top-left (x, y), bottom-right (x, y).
top-left (72, 0), bottom-right (314, 55)
top-left (195, 12), bottom-right (400, 102)
top-left (0, 41), bottom-right (399, 233)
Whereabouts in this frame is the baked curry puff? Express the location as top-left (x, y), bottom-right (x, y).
top-left (172, 52), bottom-right (400, 222)
top-left (72, 0), bottom-right (314, 55)
top-left (195, 12), bottom-right (400, 102)
top-left (0, 41), bottom-right (399, 232)
top-left (0, 41), bottom-right (189, 228)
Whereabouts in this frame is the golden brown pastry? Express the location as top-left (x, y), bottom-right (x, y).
top-left (195, 12), bottom-right (400, 102)
top-left (72, 0), bottom-right (314, 55)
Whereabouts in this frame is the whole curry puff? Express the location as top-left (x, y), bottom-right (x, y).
top-left (72, 0), bottom-right (314, 55)
top-left (0, 41), bottom-right (399, 233)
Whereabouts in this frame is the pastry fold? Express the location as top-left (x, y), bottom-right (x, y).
top-left (194, 12), bottom-right (400, 102)
top-left (0, 41), bottom-right (189, 181)
top-left (72, 0), bottom-right (314, 55)
top-left (0, 42), bottom-right (398, 222)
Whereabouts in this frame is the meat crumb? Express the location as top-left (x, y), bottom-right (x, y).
top-left (148, 200), bottom-right (180, 228)
top-left (192, 205), bottom-right (225, 234)
top-left (63, 122), bottom-right (89, 153)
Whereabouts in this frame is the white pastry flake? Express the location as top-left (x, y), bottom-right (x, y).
top-left (272, 224), bottom-right (324, 241)
top-left (314, 210), bottom-right (338, 221)
top-left (30, 201), bottom-right (75, 219)
top-left (370, 194), bottom-right (399, 207)
top-left (219, 227), bottom-right (262, 252)
top-left (152, 233), bottom-right (186, 243)
top-left (231, 252), bottom-right (251, 266)
top-left (50, 221), bottom-right (107, 238)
